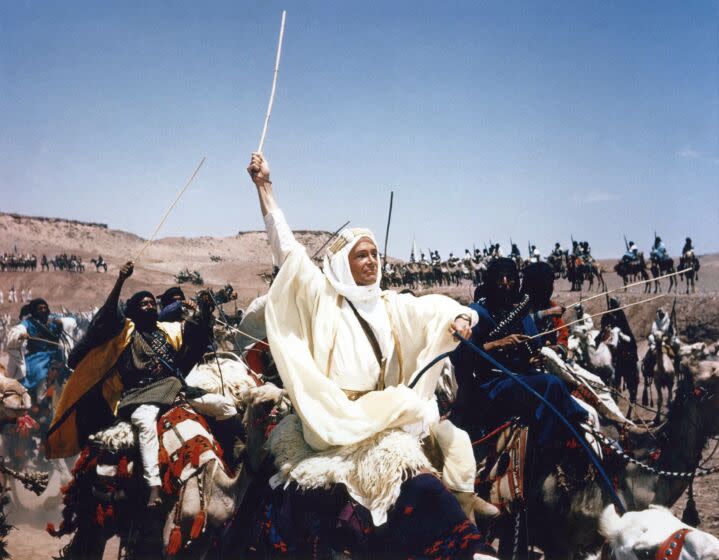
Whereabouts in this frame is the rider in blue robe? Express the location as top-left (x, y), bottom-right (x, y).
top-left (21, 298), bottom-right (64, 395)
top-left (451, 258), bottom-right (587, 447)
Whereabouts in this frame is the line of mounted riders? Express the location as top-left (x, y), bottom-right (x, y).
top-left (382, 236), bottom-right (700, 294)
top-left (0, 253), bottom-right (109, 273)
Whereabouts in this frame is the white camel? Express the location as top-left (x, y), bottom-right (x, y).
top-left (596, 505), bottom-right (719, 560)
top-left (573, 328), bottom-right (615, 385)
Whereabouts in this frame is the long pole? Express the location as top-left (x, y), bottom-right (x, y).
top-left (133, 157), bottom-right (206, 262)
top-left (311, 220), bottom-right (351, 259)
top-left (529, 293), bottom-right (667, 340)
top-left (382, 191), bottom-right (394, 268)
top-left (564, 267), bottom-right (691, 310)
top-left (257, 10), bottom-right (287, 154)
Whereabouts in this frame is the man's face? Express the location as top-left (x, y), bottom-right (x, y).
top-left (136, 296), bottom-right (158, 325)
top-left (171, 294), bottom-right (183, 304)
top-left (349, 238), bottom-right (379, 286)
top-left (34, 303), bottom-right (50, 323)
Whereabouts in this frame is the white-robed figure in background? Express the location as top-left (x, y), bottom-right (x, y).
top-left (247, 153), bottom-right (498, 560)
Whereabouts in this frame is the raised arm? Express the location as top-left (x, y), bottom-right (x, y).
top-left (247, 153), bottom-right (300, 266)
top-left (247, 152), bottom-right (278, 217)
top-left (68, 261), bottom-right (133, 368)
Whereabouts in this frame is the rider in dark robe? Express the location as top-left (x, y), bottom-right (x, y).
top-left (51, 262), bottom-right (242, 509)
top-left (598, 298), bottom-right (639, 399)
top-left (451, 258), bottom-right (588, 447)
top-left (521, 262), bottom-right (569, 357)
top-left (157, 286), bottom-right (187, 322)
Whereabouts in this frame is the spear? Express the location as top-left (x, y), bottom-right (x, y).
top-left (624, 234), bottom-right (629, 252)
top-left (311, 220), bottom-right (351, 259)
top-left (382, 191), bottom-right (394, 269)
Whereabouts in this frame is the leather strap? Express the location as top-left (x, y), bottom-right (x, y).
top-left (346, 299), bottom-right (386, 390)
top-left (655, 528), bottom-right (691, 560)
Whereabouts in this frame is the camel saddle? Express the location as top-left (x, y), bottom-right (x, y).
top-left (474, 420), bottom-right (529, 515)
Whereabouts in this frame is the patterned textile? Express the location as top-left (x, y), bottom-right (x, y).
top-left (476, 423), bottom-right (529, 514)
top-left (251, 474), bottom-right (485, 559)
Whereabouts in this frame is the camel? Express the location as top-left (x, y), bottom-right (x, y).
top-left (573, 329), bottom-right (615, 386)
top-left (595, 505), bottom-right (719, 560)
top-left (0, 374), bottom-right (31, 422)
top-left (615, 254), bottom-right (650, 292)
top-left (52, 354), bottom-right (263, 560)
top-left (652, 333), bottom-right (675, 422)
top-left (650, 257), bottom-right (677, 293)
top-left (679, 252), bottom-right (700, 294)
top-left (501, 354), bottom-right (719, 560)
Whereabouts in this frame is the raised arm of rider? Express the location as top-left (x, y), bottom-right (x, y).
top-left (68, 261), bottom-right (133, 368)
top-left (247, 153), bottom-right (299, 266)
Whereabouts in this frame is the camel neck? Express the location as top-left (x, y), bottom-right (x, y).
top-left (639, 387), bottom-right (706, 507)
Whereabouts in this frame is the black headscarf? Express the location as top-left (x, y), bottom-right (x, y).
top-left (483, 258), bottom-right (520, 310)
top-left (124, 291), bottom-right (156, 324)
top-left (521, 262), bottom-right (555, 309)
top-left (28, 298), bottom-right (50, 320)
top-left (159, 287), bottom-right (185, 309)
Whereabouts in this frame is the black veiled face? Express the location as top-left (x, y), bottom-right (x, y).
top-left (493, 274), bottom-right (516, 306)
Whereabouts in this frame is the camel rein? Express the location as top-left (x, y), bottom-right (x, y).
top-left (445, 334), bottom-right (628, 513)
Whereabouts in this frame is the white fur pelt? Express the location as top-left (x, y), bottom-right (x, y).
top-left (88, 421), bottom-right (136, 453)
top-left (185, 354), bottom-right (258, 410)
top-left (598, 505), bottom-right (719, 560)
top-left (268, 414), bottom-right (434, 526)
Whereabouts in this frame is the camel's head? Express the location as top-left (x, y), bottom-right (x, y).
top-left (0, 377), bottom-right (32, 421)
top-left (682, 356), bottom-right (719, 436)
top-left (598, 505), bottom-right (719, 560)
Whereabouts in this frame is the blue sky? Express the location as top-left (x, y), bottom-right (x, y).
top-left (1, 1), bottom-right (717, 258)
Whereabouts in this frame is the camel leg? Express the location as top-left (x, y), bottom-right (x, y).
top-left (654, 379), bottom-right (664, 423)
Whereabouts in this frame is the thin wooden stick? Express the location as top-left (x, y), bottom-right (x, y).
top-left (257, 10), bottom-right (287, 154)
top-left (133, 157), bottom-right (206, 262)
top-left (26, 336), bottom-right (61, 347)
top-left (529, 293), bottom-right (668, 340)
top-left (215, 319), bottom-right (269, 347)
top-left (565, 267), bottom-right (691, 310)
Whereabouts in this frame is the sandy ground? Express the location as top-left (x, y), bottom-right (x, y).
top-left (1, 212), bottom-right (717, 556)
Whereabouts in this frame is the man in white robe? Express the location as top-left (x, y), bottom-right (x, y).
top-left (246, 153), bottom-right (498, 558)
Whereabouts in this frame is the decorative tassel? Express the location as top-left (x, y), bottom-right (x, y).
top-left (159, 447), bottom-right (169, 466)
top-left (117, 456), bottom-right (130, 478)
top-left (167, 526), bottom-right (183, 556)
top-left (681, 479), bottom-right (700, 527)
top-left (162, 474), bottom-right (174, 495)
top-left (95, 504), bottom-right (105, 527)
top-left (190, 443), bottom-right (202, 468)
top-left (641, 385), bottom-right (649, 407)
top-left (190, 511), bottom-right (206, 539)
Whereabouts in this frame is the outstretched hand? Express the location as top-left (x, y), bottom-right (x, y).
top-left (247, 152), bottom-right (271, 188)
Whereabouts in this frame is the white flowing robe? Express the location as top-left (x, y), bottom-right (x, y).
top-left (263, 210), bottom-right (477, 523)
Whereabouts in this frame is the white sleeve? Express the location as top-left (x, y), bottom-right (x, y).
top-left (6, 324), bottom-right (28, 350)
top-left (263, 209), bottom-right (301, 267)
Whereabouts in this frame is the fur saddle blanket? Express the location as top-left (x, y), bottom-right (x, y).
top-left (267, 414), bottom-right (434, 526)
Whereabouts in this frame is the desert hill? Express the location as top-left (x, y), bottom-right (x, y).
top-left (0, 212), bottom-right (333, 312)
top-left (1, 211), bottom-right (717, 341)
